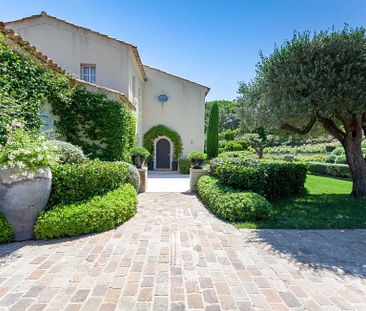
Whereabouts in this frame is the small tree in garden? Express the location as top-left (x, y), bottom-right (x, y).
top-left (237, 26), bottom-right (366, 198)
top-left (206, 102), bottom-right (219, 159)
top-left (247, 128), bottom-right (268, 159)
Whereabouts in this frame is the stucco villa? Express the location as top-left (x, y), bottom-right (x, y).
top-left (5, 11), bottom-right (210, 170)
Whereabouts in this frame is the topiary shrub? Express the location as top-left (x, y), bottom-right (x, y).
top-left (206, 103), bottom-right (219, 159)
top-left (215, 158), bottom-right (307, 200)
top-left (34, 183), bottom-right (137, 239)
top-left (0, 213), bottom-right (14, 244)
top-left (126, 163), bottom-right (141, 191)
top-left (48, 140), bottom-right (86, 164)
top-left (143, 125), bottom-right (183, 160)
top-left (197, 175), bottom-right (272, 222)
top-left (221, 140), bottom-right (243, 152)
top-left (48, 160), bottom-right (130, 206)
top-left (178, 158), bottom-right (190, 174)
top-left (308, 162), bottom-right (351, 179)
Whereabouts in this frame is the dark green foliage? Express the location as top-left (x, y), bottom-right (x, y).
top-left (143, 125), bottom-right (183, 160)
top-left (197, 175), bottom-right (272, 222)
top-left (49, 160), bottom-right (130, 206)
top-left (0, 213), bottom-right (14, 244)
top-left (52, 88), bottom-right (136, 161)
top-left (215, 158), bottom-right (307, 200)
top-left (178, 158), bottom-right (190, 174)
top-left (34, 183), bottom-right (137, 239)
top-left (48, 140), bottom-right (86, 164)
top-left (206, 103), bottom-right (219, 159)
top-left (0, 35), bottom-right (70, 143)
top-left (308, 162), bottom-right (351, 179)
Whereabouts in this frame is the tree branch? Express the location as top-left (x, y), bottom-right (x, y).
top-left (318, 116), bottom-right (346, 143)
top-left (279, 117), bottom-right (317, 135)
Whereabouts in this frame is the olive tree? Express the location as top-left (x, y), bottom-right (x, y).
top-left (237, 27), bottom-right (366, 198)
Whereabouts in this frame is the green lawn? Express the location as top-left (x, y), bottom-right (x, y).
top-left (234, 175), bottom-right (366, 229)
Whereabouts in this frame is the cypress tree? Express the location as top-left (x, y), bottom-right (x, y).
top-left (206, 102), bottom-right (219, 159)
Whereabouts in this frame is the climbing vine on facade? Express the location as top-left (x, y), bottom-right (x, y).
top-left (52, 88), bottom-right (136, 162)
top-left (143, 125), bottom-right (183, 160)
top-left (0, 34), bottom-right (136, 162)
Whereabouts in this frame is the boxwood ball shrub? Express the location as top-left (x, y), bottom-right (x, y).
top-left (178, 158), bottom-right (190, 174)
top-left (49, 159), bottom-right (130, 206)
top-left (197, 175), bottom-right (272, 222)
top-left (215, 158), bottom-right (307, 200)
top-left (34, 183), bottom-right (137, 239)
top-left (48, 140), bottom-right (86, 164)
top-left (126, 163), bottom-right (141, 191)
top-left (0, 213), bottom-right (14, 244)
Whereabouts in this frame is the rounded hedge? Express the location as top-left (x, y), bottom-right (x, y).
top-left (143, 125), bottom-right (183, 160)
top-left (0, 214), bottom-right (14, 244)
top-left (215, 158), bottom-right (307, 200)
top-left (197, 175), bottom-right (272, 222)
top-left (48, 159), bottom-right (130, 206)
top-left (48, 140), bottom-right (86, 164)
top-left (35, 183), bottom-right (137, 239)
top-left (126, 163), bottom-right (141, 191)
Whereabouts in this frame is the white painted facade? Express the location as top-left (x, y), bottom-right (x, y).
top-left (6, 12), bottom-right (209, 169)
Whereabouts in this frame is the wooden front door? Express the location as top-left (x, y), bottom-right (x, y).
top-left (156, 138), bottom-right (171, 169)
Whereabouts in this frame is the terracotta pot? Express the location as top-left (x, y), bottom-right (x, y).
top-left (0, 167), bottom-right (52, 241)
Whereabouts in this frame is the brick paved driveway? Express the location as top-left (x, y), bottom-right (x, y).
top-left (0, 192), bottom-right (365, 310)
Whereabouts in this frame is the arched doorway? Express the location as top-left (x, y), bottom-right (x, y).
top-left (155, 137), bottom-right (171, 169)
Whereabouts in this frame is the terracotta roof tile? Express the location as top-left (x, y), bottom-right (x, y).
top-left (0, 22), bottom-right (135, 111)
top-left (5, 12), bottom-right (147, 81)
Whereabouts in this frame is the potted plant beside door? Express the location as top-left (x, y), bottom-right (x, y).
top-left (130, 146), bottom-right (150, 168)
top-left (188, 151), bottom-right (207, 169)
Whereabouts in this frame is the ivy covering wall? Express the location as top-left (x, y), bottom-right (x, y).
top-left (143, 124), bottom-right (183, 160)
top-left (0, 34), bottom-right (70, 143)
top-left (0, 34), bottom-right (135, 161)
top-left (52, 89), bottom-right (135, 161)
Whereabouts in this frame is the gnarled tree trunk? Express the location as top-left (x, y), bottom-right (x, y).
top-left (342, 127), bottom-right (366, 198)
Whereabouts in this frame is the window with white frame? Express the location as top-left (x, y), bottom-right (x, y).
top-left (80, 64), bottom-right (96, 83)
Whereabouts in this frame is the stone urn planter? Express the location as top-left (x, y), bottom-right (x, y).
top-left (131, 154), bottom-right (146, 169)
top-left (0, 167), bottom-right (52, 241)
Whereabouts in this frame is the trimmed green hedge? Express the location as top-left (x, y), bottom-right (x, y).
top-left (143, 125), bottom-right (183, 160)
top-left (197, 175), bottom-right (272, 222)
top-left (178, 158), bottom-right (190, 174)
top-left (0, 214), bottom-right (14, 244)
top-left (49, 160), bottom-right (130, 206)
top-left (308, 162), bottom-right (351, 179)
top-left (215, 158), bottom-right (307, 200)
top-left (35, 183), bottom-right (137, 239)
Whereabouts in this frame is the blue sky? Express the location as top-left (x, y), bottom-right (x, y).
top-left (2, 0), bottom-right (366, 100)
